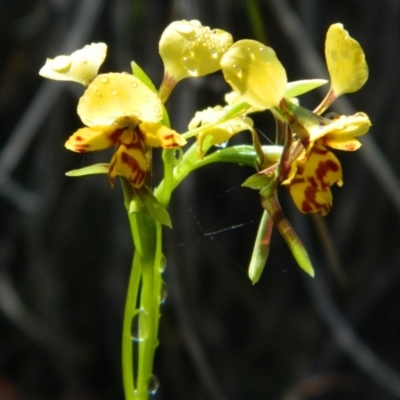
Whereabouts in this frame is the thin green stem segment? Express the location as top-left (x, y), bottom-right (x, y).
top-left (122, 207), bottom-right (163, 400)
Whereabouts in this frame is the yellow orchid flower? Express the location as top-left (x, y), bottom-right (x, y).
top-left (283, 142), bottom-right (343, 216)
top-left (39, 43), bottom-right (107, 86)
top-left (281, 107), bottom-right (371, 215)
top-left (286, 102), bottom-right (371, 149)
top-left (65, 73), bottom-right (186, 188)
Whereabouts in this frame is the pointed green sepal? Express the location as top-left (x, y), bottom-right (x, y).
top-left (242, 172), bottom-right (274, 191)
top-left (65, 163), bottom-right (109, 176)
top-left (285, 79), bottom-right (328, 98)
top-left (131, 61), bottom-right (171, 127)
top-left (131, 61), bottom-right (157, 92)
top-left (135, 185), bottom-right (172, 228)
top-left (261, 196), bottom-right (314, 277)
top-left (248, 210), bottom-right (273, 284)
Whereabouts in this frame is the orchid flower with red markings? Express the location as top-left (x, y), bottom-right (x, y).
top-left (64, 72), bottom-right (185, 188)
top-left (221, 23), bottom-right (371, 216)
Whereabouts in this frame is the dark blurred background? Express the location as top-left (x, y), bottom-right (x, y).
top-left (1, 0), bottom-right (400, 399)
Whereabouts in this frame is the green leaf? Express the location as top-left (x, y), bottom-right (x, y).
top-left (285, 79), bottom-right (328, 98)
top-left (242, 173), bottom-right (273, 190)
top-left (135, 186), bottom-right (172, 228)
top-left (65, 163), bottom-right (109, 176)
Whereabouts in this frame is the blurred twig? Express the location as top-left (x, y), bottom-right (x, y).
top-left (306, 272), bottom-right (400, 398)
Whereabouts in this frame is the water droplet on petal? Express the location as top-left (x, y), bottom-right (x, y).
top-left (100, 77), bottom-right (109, 83)
top-left (210, 49), bottom-right (219, 59)
top-left (159, 254), bottom-right (166, 272)
top-left (154, 106), bottom-right (161, 114)
top-left (145, 95), bottom-right (150, 101)
top-left (331, 49), bottom-right (339, 61)
top-left (131, 308), bottom-right (150, 342)
top-left (111, 90), bottom-right (118, 96)
top-left (52, 55), bottom-right (72, 72)
top-left (182, 57), bottom-right (199, 76)
top-left (160, 281), bottom-right (168, 304)
top-left (131, 81), bottom-right (138, 88)
top-left (175, 22), bottom-right (194, 35)
top-left (232, 64), bottom-right (242, 79)
top-left (216, 140), bottom-right (229, 149)
top-left (147, 375), bottom-right (159, 395)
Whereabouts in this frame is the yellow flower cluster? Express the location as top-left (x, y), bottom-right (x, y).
top-left (39, 21), bottom-right (370, 217)
top-left (219, 23), bottom-right (371, 215)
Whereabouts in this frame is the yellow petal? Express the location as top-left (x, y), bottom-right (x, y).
top-left (188, 105), bottom-right (253, 157)
top-left (159, 20), bottom-right (233, 81)
top-left (39, 43), bottom-right (107, 86)
top-left (109, 142), bottom-right (148, 188)
top-left (220, 40), bottom-right (287, 110)
top-left (286, 145), bottom-right (342, 216)
top-left (322, 134), bottom-right (362, 151)
top-left (325, 23), bottom-right (368, 96)
top-left (65, 125), bottom-right (121, 152)
top-left (139, 122), bottom-right (186, 148)
top-left (77, 73), bottom-right (163, 127)
top-left (289, 104), bottom-right (371, 145)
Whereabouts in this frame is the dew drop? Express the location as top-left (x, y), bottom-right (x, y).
top-left (100, 77), bottom-right (109, 83)
top-left (111, 90), bottom-right (118, 96)
top-left (154, 106), bottom-right (161, 114)
top-left (216, 140), bottom-right (229, 149)
top-left (175, 22), bottom-right (194, 35)
top-left (330, 49), bottom-right (339, 61)
top-left (131, 81), bottom-right (138, 88)
top-left (131, 308), bottom-right (150, 342)
top-left (341, 48), bottom-right (350, 60)
top-left (182, 57), bottom-right (199, 76)
top-left (231, 64), bottom-right (242, 79)
top-left (52, 55), bottom-right (72, 72)
top-left (160, 281), bottom-right (168, 304)
top-left (95, 90), bottom-right (102, 97)
top-left (173, 148), bottom-right (183, 164)
top-left (159, 254), bottom-right (167, 272)
top-left (210, 48), bottom-right (219, 59)
top-left (145, 95), bottom-right (151, 101)
top-left (147, 375), bottom-right (159, 395)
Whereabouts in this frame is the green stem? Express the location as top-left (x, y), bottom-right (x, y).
top-left (122, 207), bottom-right (163, 400)
top-left (155, 144), bottom-right (283, 200)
